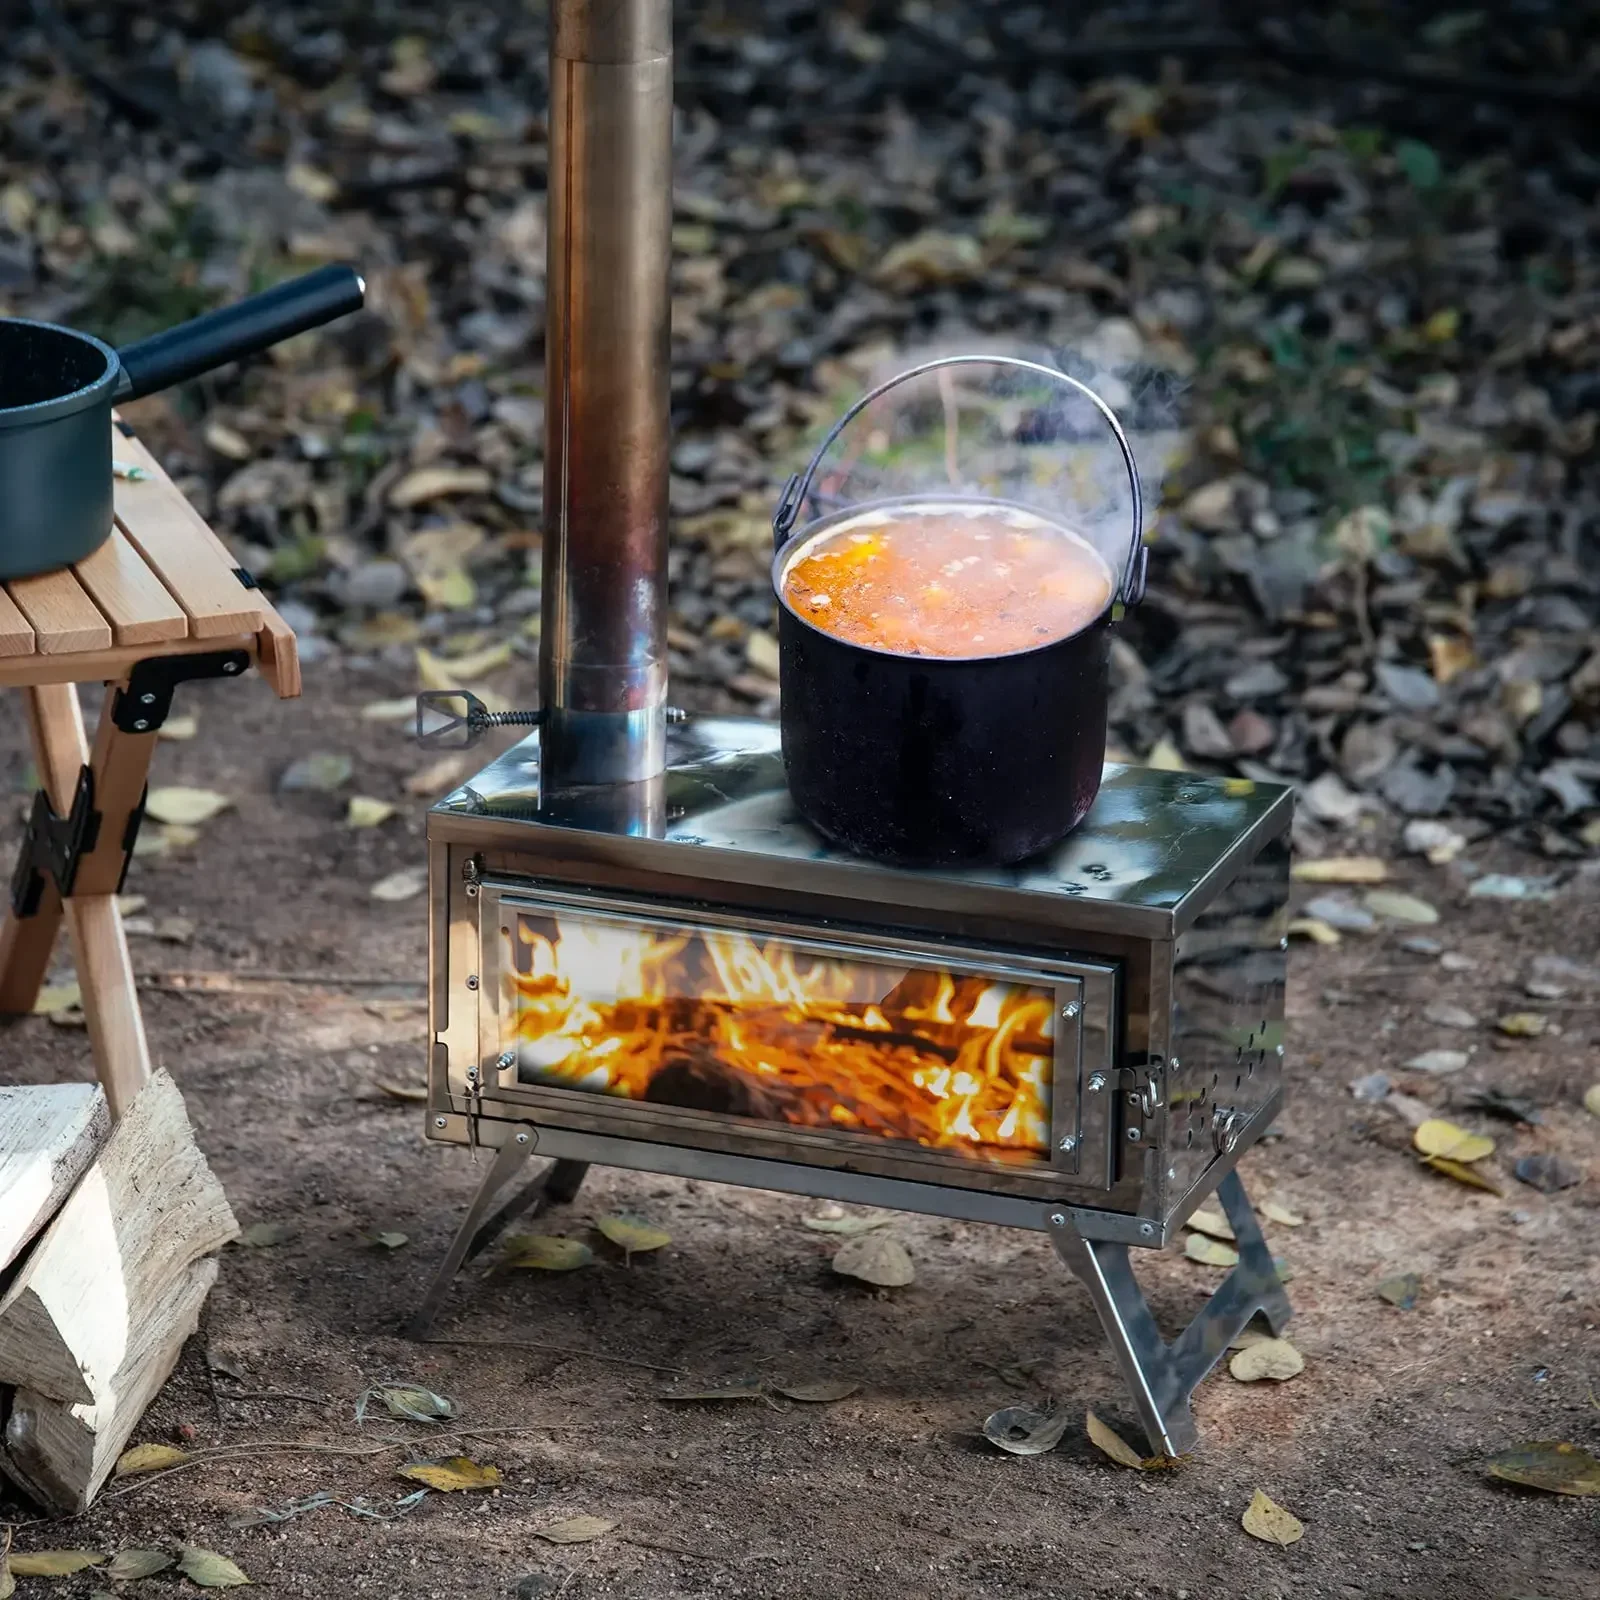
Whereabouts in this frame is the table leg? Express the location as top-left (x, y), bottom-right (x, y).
top-left (1, 683), bottom-right (155, 1117)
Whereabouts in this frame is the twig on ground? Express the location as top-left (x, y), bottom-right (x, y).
top-left (422, 1335), bottom-right (686, 1375)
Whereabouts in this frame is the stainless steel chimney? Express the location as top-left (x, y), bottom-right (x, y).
top-left (539, 0), bottom-right (674, 785)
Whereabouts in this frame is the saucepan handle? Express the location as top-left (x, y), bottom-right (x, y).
top-left (114, 264), bottom-right (366, 402)
top-left (772, 354), bottom-right (1147, 607)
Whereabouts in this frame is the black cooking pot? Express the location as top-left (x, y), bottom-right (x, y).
top-left (770, 356), bottom-right (1146, 869)
top-left (0, 264), bottom-right (365, 582)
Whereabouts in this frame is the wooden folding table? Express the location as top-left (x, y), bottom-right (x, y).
top-left (0, 423), bottom-right (300, 1118)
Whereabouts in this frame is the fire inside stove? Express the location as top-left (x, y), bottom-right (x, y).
top-left (500, 907), bottom-right (1058, 1162)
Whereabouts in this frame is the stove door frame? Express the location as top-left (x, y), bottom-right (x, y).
top-left (457, 876), bottom-right (1121, 1200)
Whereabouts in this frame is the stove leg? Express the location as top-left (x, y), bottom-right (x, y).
top-left (1048, 1170), bottom-right (1291, 1459)
top-left (406, 1134), bottom-right (588, 1341)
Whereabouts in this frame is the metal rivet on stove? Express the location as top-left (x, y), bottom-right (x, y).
top-left (515, 1132), bottom-right (530, 1145)
top-left (1050, 1212), bottom-right (1067, 1226)
top-left (1126, 1127), bottom-right (1141, 1141)
top-left (1061, 1001), bottom-right (1081, 1019)
top-left (466, 974), bottom-right (479, 990)
top-left (134, 719), bottom-right (149, 731)
top-left (497, 1052), bottom-right (516, 1070)
top-left (1087, 1072), bottom-right (1106, 1092)
top-left (1279, 937), bottom-right (1288, 950)
top-left (465, 884), bottom-right (479, 898)
top-left (1276, 1045), bottom-right (1285, 1056)
top-left (1139, 1223), bottom-right (1155, 1237)
top-left (434, 1117), bottom-right (447, 1128)
top-left (465, 1067), bottom-right (478, 1082)
top-left (1058, 1135), bottom-right (1078, 1152)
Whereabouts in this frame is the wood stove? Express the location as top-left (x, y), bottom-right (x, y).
top-left (410, 0), bottom-right (1293, 1461)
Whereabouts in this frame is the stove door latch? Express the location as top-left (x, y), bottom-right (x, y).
top-left (1120, 1059), bottom-right (1165, 1148)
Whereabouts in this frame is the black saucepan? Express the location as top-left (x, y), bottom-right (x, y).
top-left (0, 264), bottom-right (366, 582)
top-left (770, 355), bottom-right (1146, 869)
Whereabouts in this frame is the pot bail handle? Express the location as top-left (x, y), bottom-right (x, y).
top-left (113, 264), bottom-right (366, 403)
top-left (772, 354), bottom-right (1147, 608)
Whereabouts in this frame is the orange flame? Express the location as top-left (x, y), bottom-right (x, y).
top-left (505, 913), bottom-right (1053, 1160)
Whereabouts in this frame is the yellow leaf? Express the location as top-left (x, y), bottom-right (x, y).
top-left (503, 1235), bottom-right (593, 1271)
top-left (1496, 1012), bottom-right (1548, 1038)
top-left (1261, 1200), bottom-right (1305, 1227)
top-left (1084, 1409), bottom-right (1146, 1470)
top-left (1242, 1489), bottom-right (1304, 1546)
top-left (745, 629), bottom-right (780, 678)
top-left (1145, 737), bottom-right (1188, 771)
top-left (1429, 633), bottom-right (1475, 685)
top-left (115, 1442), bottom-right (191, 1477)
top-left (32, 980), bottom-right (81, 1017)
top-left (6, 1551), bottom-right (105, 1576)
top-left (162, 823), bottom-right (201, 849)
top-left (1228, 1339), bottom-right (1305, 1383)
top-left (389, 466), bottom-right (493, 509)
top-left (177, 1546), bottom-right (252, 1587)
top-left (1483, 1440), bottom-right (1600, 1497)
top-left (145, 786), bottom-right (232, 825)
top-left (418, 566), bottom-right (477, 610)
top-left (377, 1080), bottom-right (428, 1103)
top-left (360, 697), bottom-right (419, 723)
top-left (1421, 1154), bottom-right (1504, 1195)
top-left (1584, 1084), bottom-right (1600, 1118)
top-left (771, 1379), bottom-right (860, 1403)
top-left (416, 640), bottom-right (514, 689)
top-left (0, 1562), bottom-right (10, 1600)
top-left (1186, 1204), bottom-right (1235, 1242)
top-left (1423, 308), bottom-right (1460, 342)
top-left (107, 1549), bottom-right (175, 1581)
top-left (832, 1233), bottom-right (915, 1287)
top-left (1414, 1119), bottom-right (1495, 1163)
top-left (596, 1215), bottom-right (672, 1260)
top-left (1185, 1234), bottom-right (1239, 1268)
top-left (286, 162), bottom-right (339, 203)
top-left (536, 1515), bottom-right (617, 1545)
top-left (1291, 856), bottom-right (1388, 884)
top-left (347, 796), bottom-right (397, 828)
top-left (404, 754), bottom-right (470, 798)
top-left (370, 868), bottom-right (427, 903)
top-left (1288, 917), bottom-right (1341, 946)
top-left (158, 713), bottom-right (199, 741)
top-left (397, 1456), bottom-right (502, 1493)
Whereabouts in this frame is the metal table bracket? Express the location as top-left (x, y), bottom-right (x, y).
top-left (407, 1126), bottom-right (589, 1340)
top-left (10, 766), bottom-right (102, 917)
top-left (111, 648), bottom-right (252, 734)
top-left (1047, 1169), bottom-right (1291, 1458)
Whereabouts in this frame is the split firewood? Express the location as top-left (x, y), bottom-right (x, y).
top-left (0, 1083), bottom-right (109, 1277)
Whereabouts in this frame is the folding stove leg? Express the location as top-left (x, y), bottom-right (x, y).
top-left (406, 1132), bottom-right (589, 1340)
top-left (1048, 1170), bottom-right (1291, 1459)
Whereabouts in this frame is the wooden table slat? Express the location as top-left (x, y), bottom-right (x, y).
top-left (6, 569), bottom-right (113, 654)
top-left (0, 587), bottom-right (36, 657)
top-left (72, 527), bottom-right (190, 647)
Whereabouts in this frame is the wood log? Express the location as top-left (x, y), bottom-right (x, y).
top-left (0, 1069), bottom-right (236, 1406)
top-left (1, 1258), bottom-right (216, 1514)
top-left (0, 1083), bottom-right (109, 1277)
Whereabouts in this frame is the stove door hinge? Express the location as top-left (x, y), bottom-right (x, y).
top-left (1119, 1058), bottom-right (1165, 1150)
top-left (9, 766), bottom-right (102, 917)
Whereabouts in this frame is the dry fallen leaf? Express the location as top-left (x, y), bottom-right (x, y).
top-left (771, 1379), bottom-right (860, 1404)
top-left (416, 640), bottom-right (514, 690)
top-left (1083, 1409), bottom-right (1161, 1470)
top-left (982, 1404), bottom-right (1071, 1456)
top-left (1482, 1440), bottom-right (1600, 1497)
top-left (389, 465), bottom-right (493, 509)
top-left (1145, 736), bottom-right (1188, 771)
top-left (1185, 1234), bottom-right (1239, 1268)
top-left (1496, 1012), bottom-right (1549, 1038)
top-left (0, 1530), bottom-right (13, 1600)
top-left (1291, 856), bottom-right (1388, 884)
top-left (396, 1456), bottom-right (502, 1492)
top-left (1376, 1273), bottom-right (1423, 1310)
top-left (279, 752), bottom-right (353, 793)
top-left (1261, 1200), bottom-right (1305, 1227)
top-left (1414, 1119), bottom-right (1494, 1163)
top-left (1584, 1084), bottom-right (1600, 1119)
top-left (6, 1551), bottom-right (105, 1577)
top-left (107, 1549), bottom-right (175, 1582)
top-left (145, 786), bottom-right (232, 826)
top-left (1242, 1489), bottom-right (1304, 1546)
top-left (32, 980), bottom-right (81, 1017)
top-left (158, 713), bottom-right (199, 741)
top-left (832, 1233), bottom-right (915, 1287)
top-left (404, 754), bottom-right (470, 797)
top-left (595, 1215), bottom-right (671, 1262)
top-left (503, 1235), bottom-right (593, 1271)
top-left (363, 1385), bottom-right (455, 1424)
top-left (660, 1378), bottom-right (765, 1403)
top-left (376, 1080), bottom-right (428, 1103)
top-left (1287, 916), bottom-right (1340, 946)
top-left (1229, 1339), bottom-right (1305, 1383)
top-left (536, 1516), bottom-right (617, 1545)
top-left (1362, 890), bottom-right (1439, 924)
top-left (361, 696), bottom-right (419, 723)
top-left (370, 868), bottom-right (428, 903)
top-left (115, 1442), bottom-right (191, 1476)
top-left (1421, 1155), bottom-right (1504, 1194)
top-left (236, 1221), bottom-right (294, 1248)
top-left (1186, 1204), bottom-right (1235, 1241)
top-left (801, 1210), bottom-right (892, 1235)
top-left (347, 796), bottom-right (397, 828)
top-left (369, 1231), bottom-right (410, 1250)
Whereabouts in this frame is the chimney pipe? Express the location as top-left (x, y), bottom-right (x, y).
top-left (540, 0), bottom-right (674, 786)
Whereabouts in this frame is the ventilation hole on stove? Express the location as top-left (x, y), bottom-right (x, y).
top-left (1211, 1071), bottom-right (1220, 1088)
top-left (1235, 1072), bottom-right (1244, 1089)
top-left (1185, 1128), bottom-right (1194, 1148)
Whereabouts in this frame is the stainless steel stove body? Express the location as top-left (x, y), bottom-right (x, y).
top-left (416, 715), bottom-right (1293, 1456)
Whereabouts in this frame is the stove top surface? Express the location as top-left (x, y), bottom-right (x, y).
top-left (433, 714), bottom-right (1290, 925)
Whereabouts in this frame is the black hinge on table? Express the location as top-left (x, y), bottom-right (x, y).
top-left (233, 566), bottom-right (259, 591)
top-left (9, 767), bottom-right (101, 918)
top-left (111, 649), bottom-right (252, 734)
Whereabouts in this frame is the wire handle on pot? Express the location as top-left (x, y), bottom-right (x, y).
top-left (114, 264), bottom-right (367, 403)
top-left (772, 354), bottom-right (1147, 607)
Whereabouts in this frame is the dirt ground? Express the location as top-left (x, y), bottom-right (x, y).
top-left (1, 666), bottom-right (1597, 1600)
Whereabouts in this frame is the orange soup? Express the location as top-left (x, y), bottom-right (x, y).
top-left (780, 501), bottom-right (1114, 659)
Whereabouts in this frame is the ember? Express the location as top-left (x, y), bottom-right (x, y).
top-left (504, 910), bottom-right (1054, 1159)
